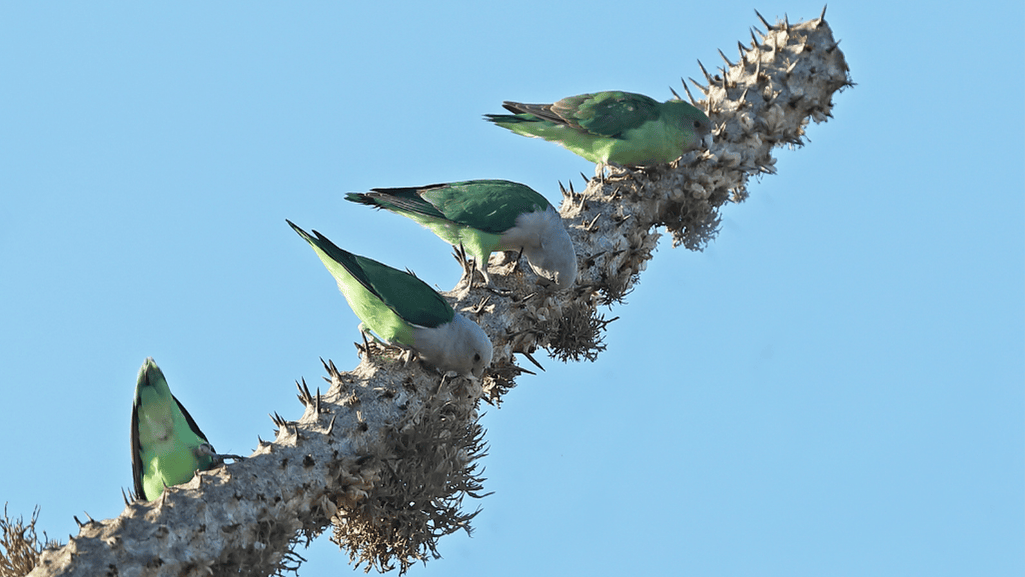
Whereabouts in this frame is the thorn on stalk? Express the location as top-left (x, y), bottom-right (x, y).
top-left (559, 180), bottom-right (573, 201)
top-left (319, 357), bottom-right (340, 379)
top-left (750, 28), bottom-right (762, 48)
top-left (754, 9), bottom-right (772, 30)
top-left (519, 351), bottom-right (546, 372)
top-left (296, 378), bottom-right (314, 408)
top-left (669, 85), bottom-right (682, 100)
top-left (717, 48), bottom-right (734, 67)
top-left (697, 59), bottom-right (713, 83)
top-left (354, 330), bottom-right (372, 360)
top-left (817, 4), bottom-right (828, 26)
top-left (688, 78), bottom-right (708, 95)
top-left (680, 78), bottom-right (698, 105)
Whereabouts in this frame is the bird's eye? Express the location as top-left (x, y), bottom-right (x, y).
top-left (474, 353), bottom-right (481, 362)
top-left (693, 120), bottom-right (703, 129)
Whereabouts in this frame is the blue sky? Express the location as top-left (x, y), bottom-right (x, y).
top-left (1, 2), bottom-right (1022, 576)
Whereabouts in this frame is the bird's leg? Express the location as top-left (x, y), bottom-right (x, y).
top-left (399, 347), bottom-right (417, 367)
top-left (479, 265), bottom-right (514, 296)
top-left (435, 372), bottom-right (450, 395)
top-left (453, 244), bottom-right (478, 288)
top-left (510, 246), bottom-right (525, 273)
top-left (454, 244), bottom-right (510, 294)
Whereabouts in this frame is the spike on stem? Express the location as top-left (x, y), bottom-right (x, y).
top-left (668, 85), bottom-right (682, 100)
top-left (817, 4), bottom-right (828, 27)
top-left (680, 78), bottom-right (699, 105)
top-left (697, 59), bottom-right (713, 83)
top-left (519, 351), bottom-right (546, 372)
top-left (687, 78), bottom-right (708, 95)
top-left (717, 48), bottom-right (734, 67)
top-left (754, 9), bottom-right (772, 30)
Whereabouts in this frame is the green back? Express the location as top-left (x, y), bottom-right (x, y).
top-left (348, 180), bottom-right (550, 235)
top-left (131, 358), bottom-right (215, 501)
top-left (288, 221), bottom-right (454, 341)
top-left (551, 91), bottom-right (663, 137)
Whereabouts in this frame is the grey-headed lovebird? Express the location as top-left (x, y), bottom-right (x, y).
top-left (485, 91), bottom-right (711, 168)
top-left (131, 358), bottom-right (240, 501)
top-left (345, 180), bottom-right (576, 290)
top-left (288, 220), bottom-right (493, 380)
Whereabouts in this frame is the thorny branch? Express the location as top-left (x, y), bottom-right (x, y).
top-left (22, 11), bottom-right (850, 577)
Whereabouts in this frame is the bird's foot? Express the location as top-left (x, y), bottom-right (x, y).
top-left (510, 247), bottom-right (524, 274)
top-left (453, 244), bottom-right (481, 289)
top-left (453, 245), bottom-right (510, 294)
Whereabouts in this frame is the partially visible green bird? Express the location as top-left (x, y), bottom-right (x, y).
top-left (485, 91), bottom-right (712, 167)
top-left (131, 358), bottom-right (239, 501)
top-left (345, 180), bottom-right (577, 290)
top-left (288, 220), bottom-right (493, 379)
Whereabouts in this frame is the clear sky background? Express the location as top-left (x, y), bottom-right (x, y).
top-left (1, 2), bottom-right (1022, 576)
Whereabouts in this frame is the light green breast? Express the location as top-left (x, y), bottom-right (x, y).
top-left (136, 387), bottom-right (213, 500)
top-left (310, 243), bottom-right (416, 346)
top-left (397, 212), bottom-right (503, 265)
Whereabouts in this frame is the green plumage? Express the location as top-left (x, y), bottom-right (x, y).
top-left (347, 180), bottom-right (549, 235)
top-left (131, 358), bottom-right (216, 501)
top-left (288, 220), bottom-right (494, 379)
top-left (344, 180), bottom-right (553, 277)
top-left (485, 91), bottom-right (712, 167)
top-left (287, 220), bottom-right (453, 346)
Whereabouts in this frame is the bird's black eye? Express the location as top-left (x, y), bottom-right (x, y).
top-left (474, 353), bottom-right (481, 362)
top-left (693, 120), bottom-right (703, 129)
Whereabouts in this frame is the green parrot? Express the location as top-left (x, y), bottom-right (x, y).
top-left (287, 220), bottom-right (493, 379)
top-left (344, 180), bottom-right (577, 290)
top-left (131, 358), bottom-right (239, 501)
top-left (485, 91), bottom-right (712, 167)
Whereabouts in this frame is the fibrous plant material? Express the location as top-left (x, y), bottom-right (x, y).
top-left (25, 11), bottom-right (849, 577)
top-left (1, 506), bottom-right (57, 577)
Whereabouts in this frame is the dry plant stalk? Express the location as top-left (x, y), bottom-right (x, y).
top-left (21, 10), bottom-right (850, 577)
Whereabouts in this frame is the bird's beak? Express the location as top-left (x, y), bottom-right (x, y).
top-left (702, 133), bottom-right (715, 149)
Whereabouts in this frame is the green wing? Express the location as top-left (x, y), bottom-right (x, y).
top-left (505, 92), bottom-right (662, 138)
top-left (347, 180), bottom-right (550, 235)
top-left (287, 220), bottom-right (453, 329)
top-left (131, 359), bottom-right (215, 501)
